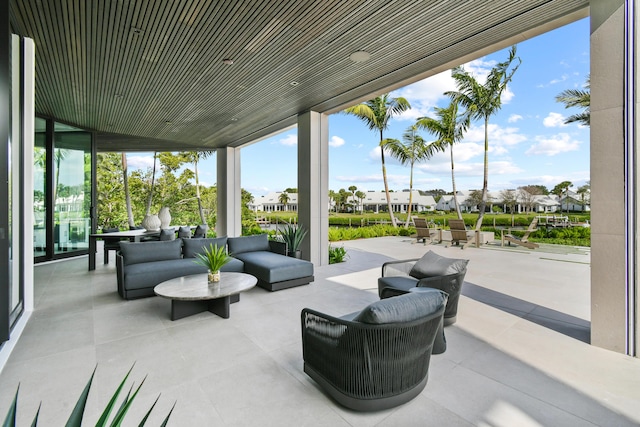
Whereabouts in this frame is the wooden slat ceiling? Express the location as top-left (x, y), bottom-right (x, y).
top-left (9, 0), bottom-right (589, 152)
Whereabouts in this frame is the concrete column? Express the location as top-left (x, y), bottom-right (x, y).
top-left (298, 111), bottom-right (329, 265)
top-left (216, 147), bottom-right (242, 237)
top-left (590, 0), bottom-right (639, 355)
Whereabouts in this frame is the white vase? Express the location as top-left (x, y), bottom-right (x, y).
top-left (158, 207), bottom-right (171, 229)
top-left (141, 214), bottom-right (161, 231)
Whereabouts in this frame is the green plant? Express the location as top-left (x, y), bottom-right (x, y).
top-left (194, 244), bottom-right (231, 272)
top-left (279, 223), bottom-right (308, 254)
top-left (329, 245), bottom-right (349, 264)
top-left (4, 366), bottom-right (174, 426)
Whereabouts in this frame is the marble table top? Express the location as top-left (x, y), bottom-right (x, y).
top-left (154, 272), bottom-right (257, 301)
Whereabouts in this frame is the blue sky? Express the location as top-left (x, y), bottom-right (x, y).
top-left (128, 18), bottom-right (590, 197)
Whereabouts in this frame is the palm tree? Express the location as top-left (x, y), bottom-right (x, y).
top-left (145, 152), bottom-right (158, 216)
top-left (182, 150), bottom-right (214, 224)
top-left (555, 75), bottom-right (590, 126)
top-left (122, 153), bottom-right (135, 228)
top-left (447, 45), bottom-right (521, 230)
top-left (279, 192), bottom-right (290, 211)
top-left (344, 93), bottom-right (411, 227)
top-left (416, 100), bottom-right (469, 219)
top-left (382, 125), bottom-right (437, 227)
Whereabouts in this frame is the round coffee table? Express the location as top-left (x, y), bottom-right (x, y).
top-left (154, 272), bottom-right (257, 320)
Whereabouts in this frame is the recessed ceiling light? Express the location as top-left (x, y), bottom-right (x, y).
top-left (290, 81), bottom-right (299, 86)
top-left (164, 120), bottom-right (173, 125)
top-left (230, 118), bottom-right (238, 121)
top-left (115, 94), bottom-right (123, 98)
top-left (131, 27), bottom-right (143, 35)
top-left (222, 58), bottom-right (234, 65)
top-left (349, 50), bottom-right (371, 63)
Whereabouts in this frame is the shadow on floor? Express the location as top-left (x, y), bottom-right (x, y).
top-left (462, 281), bottom-right (590, 343)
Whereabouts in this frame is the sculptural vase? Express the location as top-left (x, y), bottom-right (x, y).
top-left (141, 214), bottom-right (161, 232)
top-left (158, 207), bottom-right (171, 229)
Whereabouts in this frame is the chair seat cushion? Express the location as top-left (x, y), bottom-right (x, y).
top-left (378, 276), bottom-right (419, 295)
top-left (409, 250), bottom-right (468, 279)
top-left (233, 251), bottom-right (313, 283)
top-left (354, 290), bottom-right (447, 324)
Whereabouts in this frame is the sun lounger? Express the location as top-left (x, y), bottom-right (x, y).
top-left (501, 218), bottom-right (539, 249)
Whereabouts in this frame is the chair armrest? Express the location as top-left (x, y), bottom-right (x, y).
top-left (115, 251), bottom-right (126, 297)
top-left (380, 287), bottom-right (411, 299)
top-left (381, 258), bottom-right (420, 277)
top-left (268, 239), bottom-right (287, 255)
top-left (416, 271), bottom-right (465, 292)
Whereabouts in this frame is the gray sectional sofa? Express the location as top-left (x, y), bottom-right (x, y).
top-left (116, 234), bottom-right (314, 299)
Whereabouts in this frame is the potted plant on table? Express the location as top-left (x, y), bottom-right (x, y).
top-left (279, 223), bottom-right (308, 258)
top-left (194, 244), bottom-right (231, 283)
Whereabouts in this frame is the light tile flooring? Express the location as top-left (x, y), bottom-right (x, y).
top-left (1, 236), bottom-right (639, 426)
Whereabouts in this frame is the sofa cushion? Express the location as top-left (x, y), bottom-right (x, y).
top-left (378, 276), bottom-right (419, 295)
top-left (233, 251), bottom-right (313, 283)
top-left (119, 239), bottom-right (182, 265)
top-left (227, 234), bottom-right (270, 255)
top-left (409, 250), bottom-right (468, 279)
top-left (182, 237), bottom-right (228, 258)
top-left (124, 259), bottom-right (205, 290)
top-left (354, 290), bottom-right (447, 324)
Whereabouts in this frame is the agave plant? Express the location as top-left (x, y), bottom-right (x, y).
top-left (3, 366), bottom-right (175, 426)
top-left (279, 223), bottom-right (308, 257)
top-left (193, 244), bottom-right (231, 273)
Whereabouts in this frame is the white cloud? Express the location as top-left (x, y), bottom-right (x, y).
top-left (329, 135), bottom-right (345, 147)
top-left (526, 133), bottom-right (581, 156)
top-left (127, 155), bottom-right (155, 170)
top-left (463, 123), bottom-right (527, 148)
top-left (543, 112), bottom-right (567, 128)
top-left (508, 114), bottom-right (523, 123)
top-left (393, 71), bottom-right (457, 121)
top-left (279, 134), bottom-right (297, 146)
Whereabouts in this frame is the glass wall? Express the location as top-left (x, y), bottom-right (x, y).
top-left (53, 123), bottom-right (91, 254)
top-left (33, 117), bottom-right (46, 257)
top-left (34, 118), bottom-right (93, 261)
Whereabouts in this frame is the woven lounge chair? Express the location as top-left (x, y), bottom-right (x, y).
top-left (501, 217), bottom-right (539, 249)
top-left (301, 290), bottom-right (447, 411)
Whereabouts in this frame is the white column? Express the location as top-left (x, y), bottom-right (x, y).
top-left (298, 111), bottom-right (329, 265)
top-left (216, 147), bottom-right (241, 237)
top-left (590, 0), bottom-right (639, 355)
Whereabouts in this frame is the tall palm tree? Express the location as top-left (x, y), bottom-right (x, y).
top-left (344, 94), bottom-right (411, 227)
top-left (555, 74), bottom-right (590, 126)
top-left (382, 125), bottom-right (436, 227)
top-left (122, 153), bottom-right (135, 228)
top-left (145, 152), bottom-right (158, 216)
top-left (416, 100), bottom-right (469, 219)
top-left (182, 150), bottom-right (214, 224)
top-left (447, 45), bottom-right (521, 230)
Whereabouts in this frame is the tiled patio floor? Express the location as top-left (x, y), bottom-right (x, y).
top-left (1, 236), bottom-right (639, 426)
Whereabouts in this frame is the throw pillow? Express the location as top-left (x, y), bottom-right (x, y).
top-left (409, 250), bottom-right (468, 279)
top-left (353, 290), bottom-right (447, 324)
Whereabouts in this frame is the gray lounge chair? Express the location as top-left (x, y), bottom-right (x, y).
top-left (301, 290), bottom-right (447, 411)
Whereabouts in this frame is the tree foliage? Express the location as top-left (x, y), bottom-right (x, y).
top-left (555, 74), bottom-right (590, 126)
